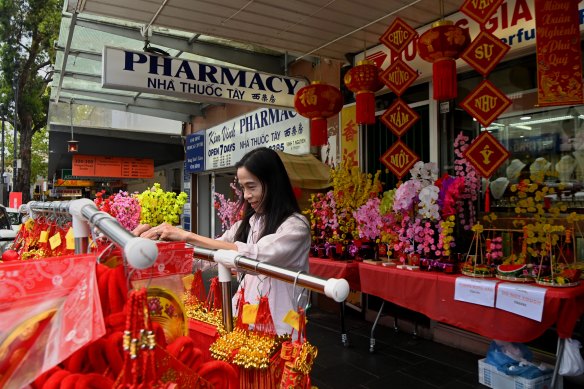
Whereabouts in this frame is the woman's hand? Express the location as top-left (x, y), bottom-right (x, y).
top-left (137, 222), bottom-right (190, 242)
top-left (132, 224), bottom-right (152, 236)
top-left (133, 223), bottom-right (237, 251)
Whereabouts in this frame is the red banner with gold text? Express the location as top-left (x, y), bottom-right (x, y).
top-left (535, 0), bottom-right (583, 107)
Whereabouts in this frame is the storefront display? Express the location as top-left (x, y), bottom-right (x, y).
top-left (0, 198), bottom-right (339, 388)
top-left (11, 0), bottom-right (584, 387)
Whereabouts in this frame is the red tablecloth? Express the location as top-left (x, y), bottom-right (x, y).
top-left (309, 257), bottom-right (361, 290)
top-left (358, 262), bottom-right (584, 342)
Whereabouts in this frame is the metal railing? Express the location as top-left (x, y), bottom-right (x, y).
top-left (23, 199), bottom-right (158, 268)
top-left (22, 200), bottom-right (350, 334)
top-left (192, 245), bottom-right (350, 332)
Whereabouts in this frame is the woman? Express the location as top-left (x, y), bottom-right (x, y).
top-left (135, 147), bottom-right (311, 335)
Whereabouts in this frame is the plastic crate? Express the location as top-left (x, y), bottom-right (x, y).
top-left (478, 359), bottom-right (557, 389)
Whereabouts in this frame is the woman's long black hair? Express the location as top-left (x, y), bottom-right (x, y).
top-left (234, 147), bottom-right (300, 242)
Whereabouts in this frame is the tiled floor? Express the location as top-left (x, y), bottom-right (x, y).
top-left (305, 307), bottom-right (581, 389)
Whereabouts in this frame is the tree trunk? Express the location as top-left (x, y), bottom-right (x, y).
top-left (16, 113), bottom-right (33, 203)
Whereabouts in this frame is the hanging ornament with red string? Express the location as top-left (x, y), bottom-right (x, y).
top-left (294, 81), bottom-right (343, 147)
top-left (417, 20), bottom-right (470, 100)
top-left (343, 60), bottom-right (382, 125)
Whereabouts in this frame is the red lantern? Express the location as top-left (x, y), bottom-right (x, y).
top-left (417, 20), bottom-right (470, 100)
top-left (67, 139), bottom-right (79, 153)
top-left (294, 81), bottom-right (343, 146)
top-left (343, 60), bottom-right (382, 125)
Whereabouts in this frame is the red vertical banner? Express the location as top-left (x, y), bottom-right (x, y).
top-left (535, 0), bottom-right (583, 107)
top-left (9, 192), bottom-right (22, 209)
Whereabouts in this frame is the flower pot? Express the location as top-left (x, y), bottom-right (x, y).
top-left (357, 241), bottom-right (379, 261)
top-left (328, 243), bottom-right (345, 260)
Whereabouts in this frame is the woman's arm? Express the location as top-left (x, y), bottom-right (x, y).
top-left (186, 233), bottom-right (237, 251)
top-left (235, 215), bottom-right (310, 268)
top-left (137, 222), bottom-right (237, 251)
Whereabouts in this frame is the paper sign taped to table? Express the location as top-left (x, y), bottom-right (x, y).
top-left (454, 277), bottom-right (498, 307)
top-left (496, 283), bottom-right (546, 322)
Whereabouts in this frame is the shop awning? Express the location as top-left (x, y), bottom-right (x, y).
top-left (49, 0), bottom-right (459, 181)
top-left (277, 151), bottom-right (331, 190)
top-left (53, 0), bottom-right (458, 123)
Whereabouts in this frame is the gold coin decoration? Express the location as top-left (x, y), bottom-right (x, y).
top-left (146, 287), bottom-right (187, 344)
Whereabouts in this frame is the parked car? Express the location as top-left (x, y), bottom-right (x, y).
top-left (0, 205), bottom-right (20, 255)
top-left (4, 206), bottom-right (22, 229)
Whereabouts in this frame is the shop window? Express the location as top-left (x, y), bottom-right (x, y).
top-left (450, 46), bottom-right (584, 261)
top-left (453, 49), bottom-right (584, 208)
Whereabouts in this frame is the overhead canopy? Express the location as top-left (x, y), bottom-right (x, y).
top-left (49, 0), bottom-right (461, 178)
top-left (54, 0), bottom-right (459, 119)
top-left (65, 0), bottom-right (459, 62)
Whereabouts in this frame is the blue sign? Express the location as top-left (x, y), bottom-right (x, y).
top-left (183, 162), bottom-right (191, 182)
top-left (182, 216), bottom-right (190, 231)
top-left (185, 133), bottom-right (205, 173)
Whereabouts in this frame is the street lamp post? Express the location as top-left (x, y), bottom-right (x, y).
top-left (12, 65), bottom-right (18, 193)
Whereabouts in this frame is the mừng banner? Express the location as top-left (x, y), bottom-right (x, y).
top-left (535, 0), bottom-right (583, 107)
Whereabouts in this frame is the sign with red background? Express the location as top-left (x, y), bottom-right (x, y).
top-left (460, 80), bottom-right (511, 128)
top-left (381, 99), bottom-right (420, 137)
top-left (463, 131), bottom-right (510, 178)
top-left (461, 30), bottom-right (510, 76)
top-left (380, 140), bottom-right (419, 180)
top-left (535, 0), bottom-right (584, 107)
top-left (460, 0), bottom-right (504, 25)
top-left (379, 17), bottom-right (417, 54)
top-left (380, 59), bottom-right (418, 96)
top-left (72, 154), bottom-right (154, 178)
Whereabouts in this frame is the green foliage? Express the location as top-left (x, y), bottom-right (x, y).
top-left (0, 0), bottom-right (62, 199)
top-left (31, 127), bottom-right (48, 182)
top-left (0, 121), bottom-right (47, 184)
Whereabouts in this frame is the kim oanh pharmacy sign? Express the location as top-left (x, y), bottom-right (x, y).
top-left (102, 47), bottom-right (306, 108)
top-left (205, 108), bottom-right (309, 171)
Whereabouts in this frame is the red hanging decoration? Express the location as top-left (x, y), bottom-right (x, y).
top-left (343, 60), bottom-right (382, 125)
top-left (279, 308), bottom-right (317, 389)
top-left (294, 81), bottom-right (343, 147)
top-left (114, 288), bottom-right (164, 388)
top-left (417, 21), bottom-right (470, 100)
top-left (206, 277), bottom-right (223, 312)
top-left (190, 269), bottom-right (206, 303)
top-left (254, 296), bottom-right (276, 335)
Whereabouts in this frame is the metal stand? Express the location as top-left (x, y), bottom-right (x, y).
top-left (551, 338), bottom-right (565, 389)
top-left (23, 200), bottom-right (158, 268)
top-left (21, 202), bottom-right (350, 337)
top-left (369, 300), bottom-right (385, 353)
top-left (192, 246), bottom-right (350, 332)
top-left (340, 301), bottom-right (349, 347)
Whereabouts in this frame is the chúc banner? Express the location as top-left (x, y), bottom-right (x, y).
top-left (535, 0), bottom-right (583, 107)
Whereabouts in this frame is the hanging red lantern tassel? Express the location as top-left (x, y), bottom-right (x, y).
top-left (417, 20), bottom-right (470, 101)
top-left (344, 60), bottom-right (382, 125)
top-left (433, 59), bottom-right (457, 101)
top-left (310, 118), bottom-right (328, 146)
top-left (294, 81), bottom-right (343, 147)
top-left (355, 92), bottom-right (376, 124)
